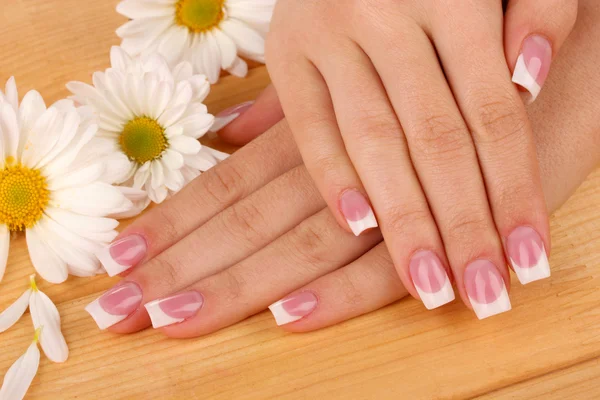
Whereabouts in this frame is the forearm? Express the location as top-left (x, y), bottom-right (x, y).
top-left (530, 0), bottom-right (600, 213)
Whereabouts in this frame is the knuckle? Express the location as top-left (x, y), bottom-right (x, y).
top-left (202, 161), bottom-right (245, 206)
top-left (289, 223), bottom-right (334, 266)
top-left (472, 96), bottom-right (528, 146)
top-left (223, 200), bottom-right (267, 250)
top-left (383, 205), bottom-right (432, 237)
top-left (335, 268), bottom-right (366, 309)
top-left (445, 211), bottom-right (490, 243)
top-left (157, 257), bottom-right (181, 289)
top-left (352, 109), bottom-right (401, 146)
top-left (410, 113), bottom-right (471, 159)
top-left (219, 269), bottom-right (247, 304)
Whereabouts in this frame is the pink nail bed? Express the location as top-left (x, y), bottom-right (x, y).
top-left (506, 226), bottom-right (550, 285)
top-left (85, 281), bottom-right (143, 330)
top-left (340, 190), bottom-right (378, 236)
top-left (96, 234), bottom-right (147, 277)
top-left (409, 251), bottom-right (455, 310)
top-left (269, 291), bottom-right (318, 326)
top-left (464, 260), bottom-right (511, 320)
top-left (145, 291), bottom-right (204, 329)
top-left (512, 35), bottom-right (552, 103)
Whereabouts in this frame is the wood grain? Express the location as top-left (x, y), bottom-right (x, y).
top-left (0, 1), bottom-right (599, 399)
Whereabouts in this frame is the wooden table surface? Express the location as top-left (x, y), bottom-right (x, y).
top-left (0, 1), bottom-right (599, 399)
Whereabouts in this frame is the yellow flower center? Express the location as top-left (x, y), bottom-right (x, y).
top-left (175, 0), bottom-right (225, 33)
top-left (0, 162), bottom-right (50, 232)
top-left (119, 116), bottom-right (168, 165)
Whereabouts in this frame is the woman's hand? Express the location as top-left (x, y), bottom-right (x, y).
top-left (264, 0), bottom-right (577, 317)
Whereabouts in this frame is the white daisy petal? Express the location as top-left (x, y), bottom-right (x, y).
top-left (0, 335), bottom-right (40, 400)
top-left (44, 207), bottom-right (119, 242)
top-left (161, 149), bottom-right (184, 170)
top-left (213, 29), bottom-right (238, 69)
top-left (0, 225), bottom-right (8, 282)
top-left (4, 77), bottom-right (19, 112)
top-left (52, 182), bottom-right (133, 217)
top-left (170, 135), bottom-right (201, 154)
top-left (225, 56), bottom-right (248, 78)
top-left (220, 18), bottom-right (266, 62)
top-left (26, 225), bottom-right (69, 285)
top-left (150, 160), bottom-right (165, 189)
top-left (29, 276), bottom-right (69, 363)
top-left (0, 289), bottom-right (31, 333)
top-left (117, 0), bottom-right (174, 19)
top-left (0, 103), bottom-right (21, 160)
top-left (157, 26), bottom-right (189, 65)
top-left (18, 90), bottom-right (47, 139)
top-left (47, 163), bottom-right (104, 191)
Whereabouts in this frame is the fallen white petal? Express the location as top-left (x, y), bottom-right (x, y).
top-left (0, 289), bottom-right (31, 333)
top-left (29, 276), bottom-right (69, 363)
top-left (0, 330), bottom-right (40, 400)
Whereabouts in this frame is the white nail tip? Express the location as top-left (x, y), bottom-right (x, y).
top-left (469, 286), bottom-right (512, 320)
top-left (511, 251), bottom-right (551, 285)
top-left (347, 209), bottom-right (378, 237)
top-left (415, 277), bottom-right (455, 310)
top-left (144, 301), bottom-right (184, 329)
top-left (96, 246), bottom-right (130, 277)
top-left (268, 300), bottom-right (302, 326)
top-left (209, 114), bottom-right (239, 132)
top-left (85, 299), bottom-right (128, 330)
top-left (512, 54), bottom-right (541, 104)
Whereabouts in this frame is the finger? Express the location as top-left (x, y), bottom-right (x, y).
top-left (429, 4), bottom-right (551, 285)
top-left (271, 243), bottom-right (408, 331)
top-left (505, 0), bottom-right (578, 103)
top-left (147, 210), bottom-right (382, 338)
top-left (358, 19), bottom-right (512, 319)
top-left (311, 40), bottom-right (455, 310)
top-left (97, 121), bottom-right (301, 276)
top-left (216, 84), bottom-right (285, 145)
top-left (269, 52), bottom-right (379, 236)
top-left (88, 165), bottom-right (327, 333)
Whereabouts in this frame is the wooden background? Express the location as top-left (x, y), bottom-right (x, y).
top-left (0, 1), bottom-right (599, 399)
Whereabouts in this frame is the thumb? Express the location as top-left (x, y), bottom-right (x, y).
top-left (505, 0), bottom-right (578, 104)
top-left (214, 84), bottom-right (284, 146)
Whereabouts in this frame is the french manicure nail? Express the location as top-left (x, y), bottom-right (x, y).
top-left (96, 234), bottom-right (147, 277)
top-left (210, 101), bottom-right (255, 132)
top-left (507, 226), bottom-right (550, 285)
top-left (145, 291), bottom-right (204, 329)
top-left (85, 282), bottom-right (143, 330)
top-left (409, 250), bottom-right (455, 310)
top-left (340, 190), bottom-right (378, 236)
top-left (512, 35), bottom-right (552, 104)
top-left (464, 260), bottom-right (511, 320)
top-left (269, 291), bottom-right (318, 326)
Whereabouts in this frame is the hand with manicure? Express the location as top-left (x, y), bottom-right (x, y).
top-left (262, 0), bottom-right (578, 318)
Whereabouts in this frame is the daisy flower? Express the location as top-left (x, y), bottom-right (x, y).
top-left (0, 78), bottom-right (133, 284)
top-left (116, 0), bottom-right (276, 83)
top-left (67, 47), bottom-right (228, 205)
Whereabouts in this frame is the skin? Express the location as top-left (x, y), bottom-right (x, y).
top-left (99, 0), bottom-right (600, 338)
top-left (264, 0), bottom-right (577, 309)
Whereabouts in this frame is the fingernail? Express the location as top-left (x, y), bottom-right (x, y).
top-left (409, 250), bottom-right (455, 310)
top-left (85, 282), bottom-right (143, 330)
top-left (211, 101), bottom-right (254, 132)
top-left (268, 291), bottom-right (318, 326)
top-left (340, 190), bottom-right (378, 236)
top-left (506, 226), bottom-right (550, 285)
top-left (464, 260), bottom-right (511, 320)
top-left (144, 291), bottom-right (204, 329)
top-left (512, 35), bottom-right (552, 104)
top-left (96, 234), bottom-right (147, 277)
